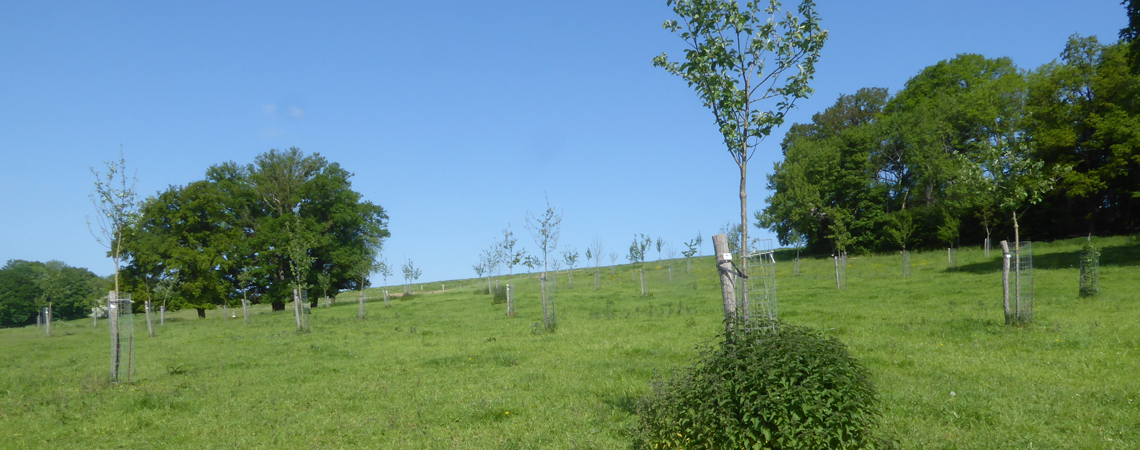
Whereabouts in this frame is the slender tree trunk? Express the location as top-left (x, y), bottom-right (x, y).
top-left (739, 159), bottom-right (749, 308)
top-left (1001, 240), bottom-right (1012, 325)
top-left (713, 234), bottom-right (737, 335)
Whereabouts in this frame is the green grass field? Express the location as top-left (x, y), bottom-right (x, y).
top-left (2, 236), bottom-right (1138, 449)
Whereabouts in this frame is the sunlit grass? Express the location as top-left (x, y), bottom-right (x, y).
top-left (1, 235), bottom-right (1137, 448)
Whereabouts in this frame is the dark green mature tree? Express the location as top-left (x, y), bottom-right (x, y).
top-left (758, 87), bottom-right (891, 253)
top-left (0, 260), bottom-right (43, 326)
top-left (889, 54), bottom-right (1033, 247)
top-left (121, 148), bottom-right (389, 317)
top-left (0, 260), bottom-right (106, 327)
top-left (1025, 35), bottom-right (1140, 235)
top-left (654, 0), bottom-right (827, 271)
top-left (1121, 0), bottom-right (1140, 73)
top-left (122, 181), bottom-right (239, 318)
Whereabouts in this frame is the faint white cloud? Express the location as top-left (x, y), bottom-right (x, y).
top-left (263, 104), bottom-right (278, 115)
top-left (289, 106), bottom-right (305, 119)
top-left (261, 126), bottom-right (285, 138)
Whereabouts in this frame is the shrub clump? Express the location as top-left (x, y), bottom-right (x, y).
top-left (635, 325), bottom-right (880, 449)
top-left (491, 285), bottom-right (507, 304)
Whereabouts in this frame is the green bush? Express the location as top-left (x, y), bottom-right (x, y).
top-left (491, 285), bottom-right (507, 304)
top-left (635, 325), bottom-right (880, 449)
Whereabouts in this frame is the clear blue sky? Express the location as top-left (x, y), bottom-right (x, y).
top-left (0, 0), bottom-right (1126, 285)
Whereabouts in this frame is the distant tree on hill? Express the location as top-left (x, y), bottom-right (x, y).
top-left (401, 258), bottom-right (421, 294)
top-left (525, 197), bottom-right (562, 331)
top-left (562, 248), bottom-right (579, 289)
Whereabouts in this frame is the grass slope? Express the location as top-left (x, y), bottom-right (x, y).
top-left (1, 236), bottom-right (1137, 448)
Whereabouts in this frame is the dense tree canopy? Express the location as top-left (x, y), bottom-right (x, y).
top-left (119, 148), bottom-right (389, 315)
top-left (760, 34), bottom-right (1139, 253)
top-left (0, 260), bottom-right (107, 327)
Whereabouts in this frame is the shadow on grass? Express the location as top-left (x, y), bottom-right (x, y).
top-left (602, 392), bottom-right (639, 416)
top-left (953, 238), bottom-right (1140, 274)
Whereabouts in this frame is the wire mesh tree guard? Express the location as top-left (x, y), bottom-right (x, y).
top-left (984, 237), bottom-right (992, 258)
top-left (792, 255), bottom-right (801, 276)
top-left (1079, 241), bottom-right (1100, 297)
top-left (506, 284), bottom-right (515, 316)
top-left (108, 292), bottom-right (134, 384)
top-left (834, 252), bottom-right (848, 289)
top-left (42, 307), bottom-right (52, 337)
top-left (242, 299), bottom-right (251, 323)
top-left (1014, 241), bottom-right (1034, 323)
top-left (540, 273), bottom-right (557, 331)
top-left (901, 250), bottom-right (911, 278)
top-left (739, 239), bottom-right (778, 334)
top-left (300, 291), bottom-right (311, 332)
top-left (947, 248), bottom-right (958, 269)
top-left (357, 290), bottom-right (365, 320)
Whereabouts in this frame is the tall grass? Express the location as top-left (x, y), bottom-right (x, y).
top-left (1, 235), bottom-right (1137, 448)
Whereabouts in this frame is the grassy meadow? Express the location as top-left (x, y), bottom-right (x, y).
top-left (1, 235), bottom-right (1138, 448)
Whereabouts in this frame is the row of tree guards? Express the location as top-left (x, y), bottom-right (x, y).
top-left (711, 233), bottom-right (1106, 332)
top-left (95, 234), bottom-right (1100, 382)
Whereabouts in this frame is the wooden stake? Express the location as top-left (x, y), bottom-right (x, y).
top-left (712, 234), bottom-right (736, 333)
top-left (1000, 240), bottom-right (1011, 325)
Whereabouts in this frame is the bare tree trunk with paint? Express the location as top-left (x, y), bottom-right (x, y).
top-left (144, 300), bottom-right (155, 338)
top-left (713, 234), bottom-right (737, 334)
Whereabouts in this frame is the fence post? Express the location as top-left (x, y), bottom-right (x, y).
top-left (712, 234), bottom-right (736, 334)
top-left (1000, 240), bottom-right (1011, 325)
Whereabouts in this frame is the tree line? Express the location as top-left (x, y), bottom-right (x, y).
top-left (759, 32), bottom-right (1140, 254)
top-left (118, 148), bottom-right (389, 317)
top-left (0, 260), bottom-right (107, 327)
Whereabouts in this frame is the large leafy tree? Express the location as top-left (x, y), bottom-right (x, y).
top-left (0, 260), bottom-right (105, 327)
top-left (654, 0), bottom-right (827, 269)
top-left (121, 148), bottom-right (389, 316)
top-left (888, 54), bottom-right (1031, 246)
top-left (1025, 35), bottom-right (1140, 235)
top-left (121, 180), bottom-right (238, 317)
top-left (758, 87), bottom-right (891, 253)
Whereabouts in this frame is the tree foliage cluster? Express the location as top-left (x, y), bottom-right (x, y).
top-left (118, 148), bottom-right (389, 315)
top-left (0, 260), bottom-right (107, 327)
top-left (760, 34), bottom-right (1140, 253)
